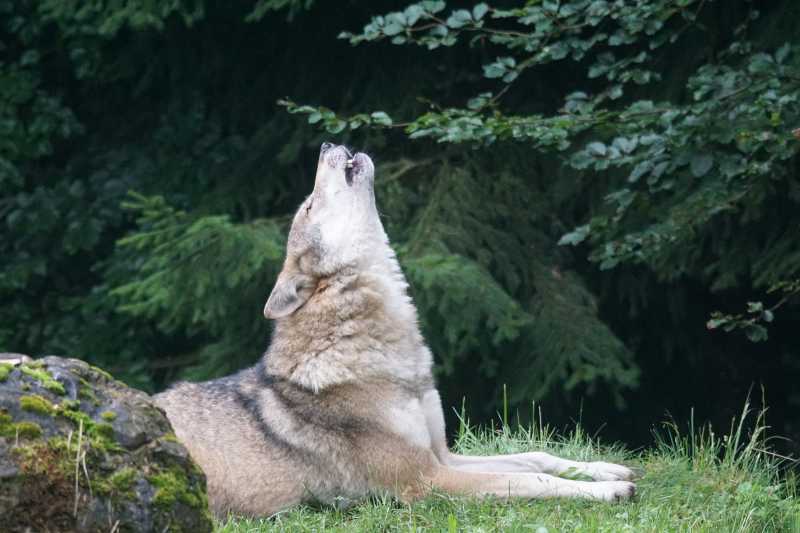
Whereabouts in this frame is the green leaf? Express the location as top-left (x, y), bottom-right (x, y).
top-left (405, 5), bottom-right (424, 25)
top-left (775, 43), bottom-right (791, 63)
top-left (690, 153), bottom-right (713, 177)
top-left (744, 324), bottom-right (768, 343)
top-left (628, 161), bottom-right (652, 183)
top-left (467, 92), bottom-right (492, 110)
top-left (706, 318), bottom-right (727, 330)
top-left (612, 137), bottom-right (637, 154)
top-left (628, 100), bottom-right (655, 113)
top-left (421, 0), bottom-right (446, 14)
top-left (20, 50), bottom-right (40, 66)
top-left (473, 3), bottom-right (489, 21)
top-left (587, 142), bottom-right (607, 157)
top-left (370, 111), bottom-right (393, 126)
top-left (446, 9), bottom-right (472, 29)
top-left (746, 301), bottom-right (764, 313)
top-left (558, 224), bottom-right (590, 246)
top-left (384, 22), bottom-right (404, 36)
top-left (327, 120), bottom-right (346, 134)
top-left (483, 63), bottom-right (506, 79)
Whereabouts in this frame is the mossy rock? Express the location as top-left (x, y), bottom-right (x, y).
top-left (0, 354), bottom-right (213, 533)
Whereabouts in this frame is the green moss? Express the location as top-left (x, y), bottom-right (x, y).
top-left (45, 381), bottom-right (66, 395)
top-left (110, 467), bottom-right (137, 491)
top-left (19, 394), bottom-right (55, 416)
top-left (77, 379), bottom-right (100, 405)
top-left (56, 408), bottom-right (123, 452)
top-left (0, 409), bottom-right (42, 439)
top-left (162, 432), bottom-right (180, 443)
top-left (61, 399), bottom-right (80, 410)
top-left (89, 364), bottom-right (115, 381)
top-left (0, 410), bottom-right (43, 439)
top-left (94, 423), bottom-right (115, 440)
top-left (9, 427), bottom-right (210, 531)
top-left (100, 410), bottom-right (117, 421)
top-left (58, 406), bottom-right (91, 427)
top-left (16, 421), bottom-right (43, 438)
top-left (79, 386), bottom-right (96, 400)
top-left (11, 431), bottom-right (122, 495)
top-left (19, 364), bottom-right (66, 395)
top-left (0, 363), bottom-right (12, 382)
top-left (46, 382), bottom-right (66, 395)
top-left (0, 421), bottom-right (43, 439)
top-left (11, 437), bottom-right (76, 483)
top-left (148, 468), bottom-right (205, 509)
top-left (96, 466), bottom-right (138, 498)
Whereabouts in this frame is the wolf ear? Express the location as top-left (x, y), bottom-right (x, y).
top-left (263, 272), bottom-right (314, 319)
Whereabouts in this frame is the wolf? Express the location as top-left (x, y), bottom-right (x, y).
top-left (155, 143), bottom-right (636, 517)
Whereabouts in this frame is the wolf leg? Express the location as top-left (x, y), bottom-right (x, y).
top-left (445, 452), bottom-right (634, 481)
top-left (420, 390), bottom-right (633, 481)
top-left (423, 466), bottom-right (635, 502)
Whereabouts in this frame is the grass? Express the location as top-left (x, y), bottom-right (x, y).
top-left (217, 401), bottom-right (799, 532)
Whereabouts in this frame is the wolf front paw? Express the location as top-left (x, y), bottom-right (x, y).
top-left (590, 480), bottom-right (636, 502)
top-left (584, 461), bottom-right (635, 481)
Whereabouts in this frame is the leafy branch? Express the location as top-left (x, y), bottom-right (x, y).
top-left (707, 280), bottom-right (800, 342)
top-left (282, 1), bottom-right (800, 346)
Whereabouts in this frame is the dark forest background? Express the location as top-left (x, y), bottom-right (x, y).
top-left (2, 0), bottom-right (799, 454)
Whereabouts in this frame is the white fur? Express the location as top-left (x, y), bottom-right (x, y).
top-left (386, 398), bottom-right (432, 450)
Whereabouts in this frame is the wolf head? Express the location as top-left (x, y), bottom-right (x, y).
top-left (264, 142), bottom-right (387, 319)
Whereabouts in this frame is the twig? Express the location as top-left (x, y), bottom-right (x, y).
top-left (82, 450), bottom-right (93, 498)
top-left (73, 418), bottom-right (83, 517)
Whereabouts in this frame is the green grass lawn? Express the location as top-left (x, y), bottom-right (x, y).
top-left (217, 403), bottom-right (799, 532)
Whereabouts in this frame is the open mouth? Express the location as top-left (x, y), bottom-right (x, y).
top-left (319, 143), bottom-right (358, 186)
top-left (345, 156), bottom-right (356, 186)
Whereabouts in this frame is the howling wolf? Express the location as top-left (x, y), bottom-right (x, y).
top-left (155, 143), bottom-right (635, 517)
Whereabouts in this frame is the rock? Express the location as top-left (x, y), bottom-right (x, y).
top-left (0, 355), bottom-right (214, 533)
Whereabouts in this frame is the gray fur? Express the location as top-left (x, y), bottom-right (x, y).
top-left (155, 144), bottom-right (636, 518)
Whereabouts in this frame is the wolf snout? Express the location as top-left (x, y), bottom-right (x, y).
top-left (348, 153), bottom-right (374, 184)
top-left (321, 144), bottom-right (353, 168)
top-left (320, 142), bottom-right (353, 156)
top-left (319, 144), bottom-right (372, 186)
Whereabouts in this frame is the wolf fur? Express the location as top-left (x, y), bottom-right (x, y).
top-left (155, 143), bottom-right (636, 517)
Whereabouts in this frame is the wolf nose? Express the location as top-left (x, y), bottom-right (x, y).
top-left (320, 142), bottom-right (335, 153)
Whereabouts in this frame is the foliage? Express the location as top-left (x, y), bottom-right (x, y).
top-left (286, 0), bottom-right (800, 436)
top-left (0, 0), bottom-right (336, 388)
top-left (707, 279), bottom-right (800, 342)
top-left (293, 0), bottom-right (800, 322)
top-left (1, 0), bottom-right (799, 449)
top-left (108, 193), bottom-right (286, 377)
